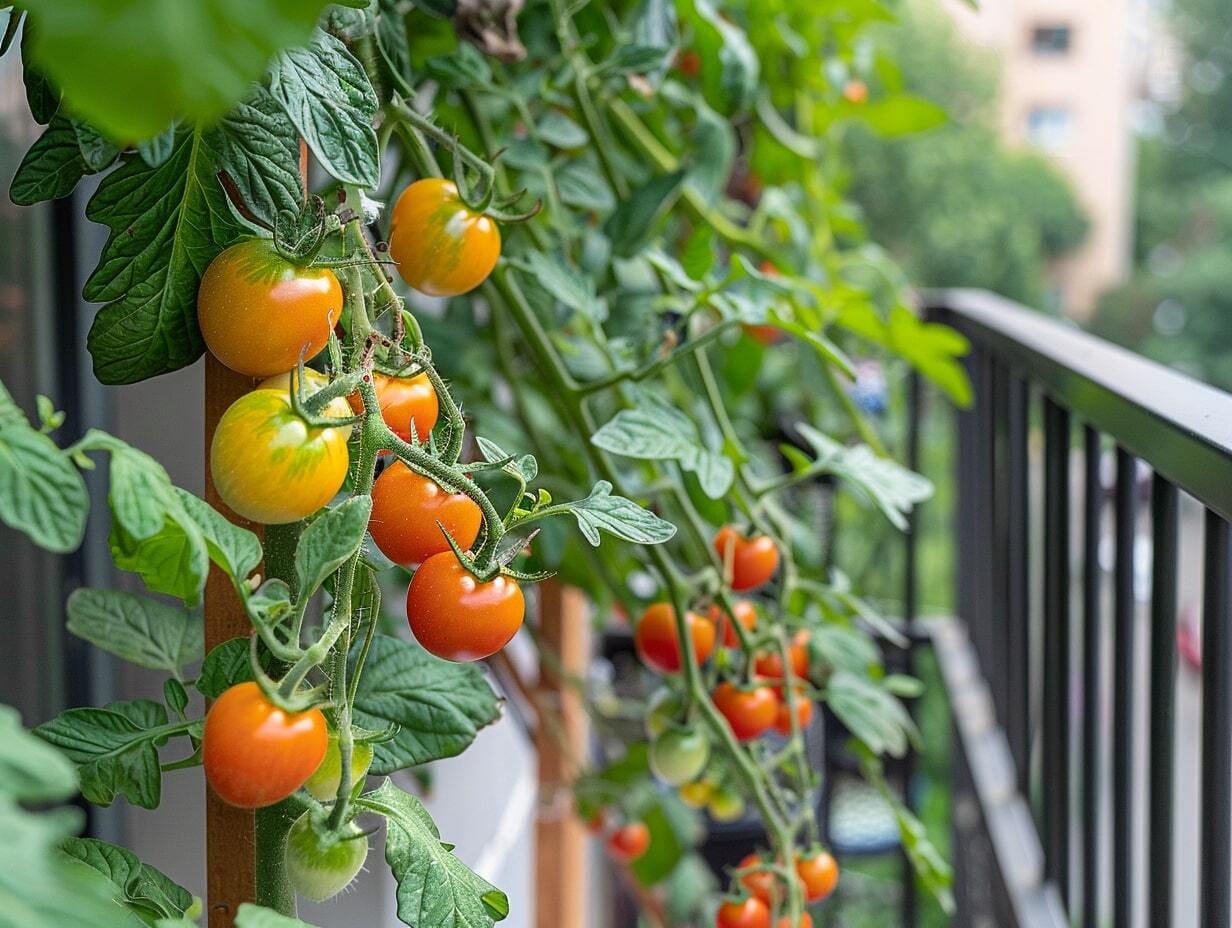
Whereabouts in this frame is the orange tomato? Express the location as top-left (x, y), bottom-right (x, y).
top-left (634, 603), bottom-right (716, 674)
top-left (796, 851), bottom-right (839, 902)
top-left (753, 631), bottom-right (811, 683)
top-left (713, 526), bottom-right (780, 592)
top-left (388, 178), bottom-right (501, 297)
top-left (198, 238), bottom-right (341, 378)
top-left (349, 371), bottom-right (438, 443)
top-left (203, 682), bottom-right (328, 809)
top-left (607, 822), bottom-right (651, 862)
top-left (712, 682), bottom-right (778, 742)
top-left (406, 553), bottom-right (524, 661)
top-left (716, 897), bottom-right (771, 928)
top-left (738, 853), bottom-right (777, 904)
top-left (776, 915), bottom-right (813, 928)
top-left (843, 79), bottom-right (869, 104)
top-left (370, 462), bottom-right (482, 566)
top-left (774, 689), bottom-right (815, 736)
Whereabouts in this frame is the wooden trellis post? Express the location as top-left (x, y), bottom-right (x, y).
top-left (204, 354), bottom-right (260, 928)
top-left (534, 581), bottom-right (591, 928)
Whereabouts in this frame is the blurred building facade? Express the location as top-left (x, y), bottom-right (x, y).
top-left (944, 0), bottom-right (1170, 320)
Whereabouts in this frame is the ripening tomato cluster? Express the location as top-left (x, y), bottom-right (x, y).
top-left (717, 850), bottom-right (840, 927)
top-left (200, 179), bottom-right (518, 841)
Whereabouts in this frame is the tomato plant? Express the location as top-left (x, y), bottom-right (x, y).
top-left (202, 683), bottom-right (328, 809)
top-left (635, 602), bottom-right (716, 674)
top-left (716, 896), bottom-right (771, 928)
top-left (406, 552), bottom-right (525, 662)
top-left (370, 461), bottom-right (482, 566)
top-left (389, 179), bottom-right (502, 297)
top-left (0, 0), bottom-right (964, 923)
top-left (198, 239), bottom-right (342, 378)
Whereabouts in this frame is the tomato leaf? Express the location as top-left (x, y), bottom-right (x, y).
top-left (9, 115), bottom-right (88, 206)
top-left (537, 111), bottom-right (588, 149)
top-left (0, 419), bottom-right (88, 553)
top-left (82, 131), bottom-right (244, 385)
top-left (510, 252), bottom-right (604, 323)
top-left (591, 392), bottom-right (733, 498)
top-left (269, 29), bottom-right (380, 187)
top-left (211, 85), bottom-right (305, 229)
top-left (629, 794), bottom-right (696, 887)
top-left (294, 495), bottom-right (372, 598)
top-left (197, 638), bottom-right (270, 700)
top-left (34, 700), bottom-right (180, 810)
top-left (826, 671), bottom-right (918, 758)
top-left (173, 488), bottom-right (262, 581)
top-left (556, 481), bottom-right (677, 546)
top-left (19, 0), bottom-right (332, 141)
top-left (555, 160), bottom-right (615, 213)
top-left (235, 904), bottom-right (326, 928)
top-left (792, 424), bottom-right (932, 530)
top-left (66, 588), bottom-right (203, 678)
top-left (351, 634), bottom-right (502, 774)
top-left (60, 837), bottom-right (194, 922)
top-left (357, 779), bottom-right (509, 927)
top-left (604, 169), bottom-right (686, 257)
top-left (0, 705), bottom-right (78, 804)
top-left (678, 0), bottom-right (758, 115)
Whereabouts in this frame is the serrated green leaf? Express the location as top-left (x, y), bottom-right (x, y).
top-left (197, 638), bottom-right (263, 700)
top-left (826, 671), bottom-right (917, 758)
top-left (514, 252), bottom-right (603, 322)
top-left (210, 85), bottom-right (304, 229)
top-left (537, 111), bottom-right (588, 149)
top-left (72, 119), bottom-right (120, 172)
top-left (137, 127), bottom-right (177, 168)
top-left (10, 115), bottom-right (87, 205)
top-left (61, 837), bottom-right (194, 922)
top-left (591, 393), bottom-right (733, 498)
top-left (235, 903), bottom-right (324, 928)
top-left (294, 495), bottom-right (372, 597)
top-left (0, 421), bottom-right (88, 552)
top-left (794, 424), bottom-right (932, 530)
top-left (604, 169), bottom-right (686, 257)
top-left (352, 634), bottom-right (501, 774)
top-left (562, 481), bottom-right (677, 546)
top-left (358, 779), bottom-right (508, 926)
top-left (109, 516), bottom-right (210, 607)
top-left (679, 0), bottom-right (758, 114)
top-left (270, 29), bottom-right (379, 186)
top-left (555, 160), bottom-right (614, 213)
top-left (35, 700), bottom-right (176, 809)
top-left (173, 488), bottom-right (262, 580)
top-left (66, 588), bottom-right (203, 677)
top-left (83, 131), bottom-right (244, 384)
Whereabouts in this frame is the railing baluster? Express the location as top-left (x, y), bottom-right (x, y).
top-left (1112, 448), bottom-right (1137, 927)
top-left (1148, 475), bottom-right (1179, 926)
top-left (1081, 426), bottom-right (1102, 928)
top-left (991, 362), bottom-right (1012, 732)
top-left (1007, 374), bottom-right (1030, 793)
top-left (1043, 397), bottom-right (1071, 905)
top-left (1202, 511), bottom-right (1232, 928)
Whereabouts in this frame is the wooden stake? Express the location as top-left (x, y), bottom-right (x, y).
top-left (204, 354), bottom-right (260, 928)
top-left (534, 581), bottom-right (590, 928)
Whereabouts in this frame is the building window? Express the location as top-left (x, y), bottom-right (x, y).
top-left (1031, 25), bottom-right (1072, 55)
top-left (1026, 106), bottom-right (1074, 151)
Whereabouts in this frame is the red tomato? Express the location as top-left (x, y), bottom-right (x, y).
top-left (198, 238), bottom-right (341, 378)
top-left (607, 822), bottom-right (651, 862)
top-left (406, 553), bottom-right (524, 661)
top-left (388, 178), bottom-right (501, 297)
top-left (744, 324), bottom-right (784, 346)
top-left (796, 851), bottom-right (839, 902)
top-left (713, 526), bottom-right (780, 592)
top-left (738, 853), bottom-right (776, 904)
top-left (715, 897), bottom-right (771, 928)
top-left (676, 49), bottom-right (702, 77)
top-left (843, 79), bottom-right (869, 104)
top-left (634, 603), bottom-right (716, 674)
top-left (370, 462), bottom-right (482, 566)
top-left (753, 632), bottom-right (811, 682)
top-left (348, 372), bottom-right (438, 443)
top-left (709, 600), bottom-right (758, 648)
top-left (712, 682), bottom-right (777, 741)
top-left (774, 689), bottom-right (815, 736)
top-left (203, 682), bottom-right (328, 809)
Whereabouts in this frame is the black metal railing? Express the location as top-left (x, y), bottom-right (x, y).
top-left (915, 289), bottom-right (1232, 928)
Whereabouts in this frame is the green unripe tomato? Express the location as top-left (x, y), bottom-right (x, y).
top-left (649, 726), bottom-right (710, 786)
top-left (285, 813), bottom-right (368, 902)
top-left (645, 687), bottom-right (684, 738)
top-left (303, 734), bottom-right (375, 802)
top-left (708, 785), bottom-right (746, 823)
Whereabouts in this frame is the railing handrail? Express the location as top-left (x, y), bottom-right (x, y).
top-left (924, 288), bottom-right (1232, 522)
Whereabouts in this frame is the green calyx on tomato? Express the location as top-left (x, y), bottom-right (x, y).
top-left (648, 725), bottom-right (710, 787)
top-left (210, 387), bottom-right (350, 525)
top-left (406, 551), bottom-right (525, 661)
top-left (203, 682), bottom-right (328, 809)
top-left (285, 811), bottom-right (369, 902)
top-left (198, 238), bottom-right (341, 379)
top-left (303, 732), bottom-right (376, 802)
